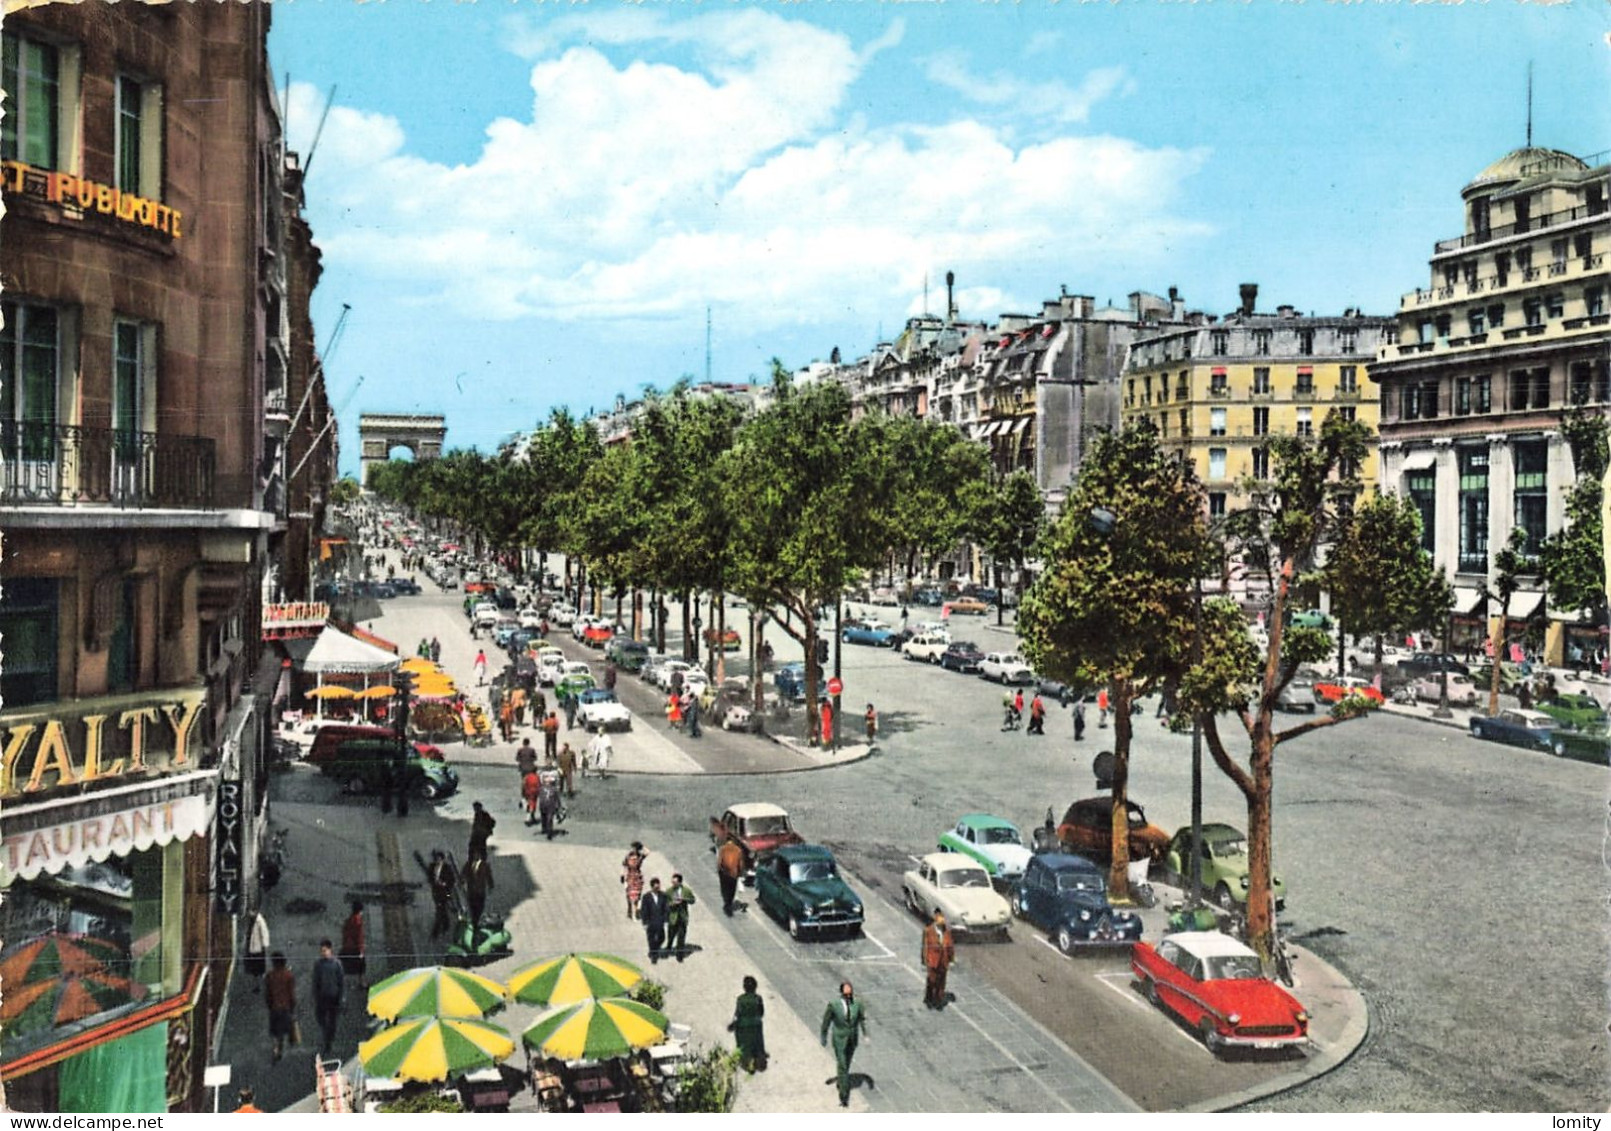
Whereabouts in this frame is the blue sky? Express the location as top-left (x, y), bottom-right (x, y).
top-left (267, 0), bottom-right (1610, 476)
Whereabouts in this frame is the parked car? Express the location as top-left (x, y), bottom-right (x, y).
top-left (391, 578), bottom-right (421, 596)
top-left (901, 853), bottom-right (1011, 939)
top-left (937, 814), bottom-right (1034, 884)
top-left (912, 588), bottom-right (945, 607)
top-left (841, 620), bottom-right (899, 647)
top-left (1288, 608), bottom-right (1332, 629)
top-left (710, 679), bottom-right (761, 733)
top-left (703, 626), bottom-right (743, 652)
top-left (939, 642), bottom-right (986, 674)
top-left (979, 652), bottom-right (1034, 684)
top-left (305, 726), bottom-right (459, 800)
top-left (1469, 708), bottom-right (1555, 751)
top-left (1161, 824), bottom-right (1286, 910)
top-left (518, 609), bottom-right (545, 631)
top-left (868, 588), bottom-right (900, 607)
top-left (1413, 672), bottom-right (1480, 706)
top-left (547, 606), bottom-right (577, 627)
top-left (1008, 852), bottom-right (1142, 954)
top-left (649, 659), bottom-right (692, 691)
top-left (944, 598), bottom-right (990, 617)
top-left (753, 844), bottom-right (864, 940)
top-left (1549, 724), bottom-right (1611, 764)
top-left (774, 662), bottom-right (827, 704)
top-left (1313, 675), bottom-right (1385, 705)
top-left (1397, 652), bottom-right (1471, 679)
top-left (492, 619), bottom-right (521, 648)
top-left (1055, 796), bottom-right (1170, 865)
top-left (581, 623), bottom-right (616, 649)
top-left (606, 639), bottom-right (652, 672)
top-left (708, 803), bottom-right (807, 881)
top-left (1034, 675), bottom-right (1075, 706)
top-left (1534, 692), bottom-right (1609, 730)
top-left (474, 604), bottom-right (502, 629)
top-left (1131, 931), bottom-right (1309, 1054)
top-left (575, 687), bottom-right (632, 732)
top-left (902, 632), bottom-right (953, 663)
top-left (1276, 674), bottom-right (1318, 713)
top-left (535, 648), bottom-right (566, 686)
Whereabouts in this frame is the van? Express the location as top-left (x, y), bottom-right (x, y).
top-left (305, 725), bottom-right (459, 800)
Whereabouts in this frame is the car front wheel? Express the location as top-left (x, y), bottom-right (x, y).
top-left (346, 775), bottom-right (367, 795)
top-left (1198, 1018), bottom-right (1223, 1054)
top-left (787, 914), bottom-right (803, 940)
top-left (1141, 976), bottom-right (1160, 1007)
top-left (1553, 738), bottom-right (1568, 757)
top-left (1009, 892), bottom-right (1026, 918)
top-left (417, 780), bottom-right (441, 801)
top-left (1055, 926), bottom-right (1076, 955)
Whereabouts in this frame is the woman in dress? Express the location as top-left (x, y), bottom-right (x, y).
top-left (731, 975), bottom-right (767, 1073)
top-left (621, 841), bottom-right (648, 920)
top-left (667, 693), bottom-right (683, 731)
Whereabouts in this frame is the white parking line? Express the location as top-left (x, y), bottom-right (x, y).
top-left (1091, 971), bottom-right (1152, 1013)
top-left (1093, 973), bottom-right (1212, 1055)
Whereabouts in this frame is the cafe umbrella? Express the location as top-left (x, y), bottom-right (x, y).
top-left (507, 952), bottom-right (644, 1008)
top-left (521, 997), bottom-right (668, 1062)
top-left (358, 1016), bottom-right (516, 1083)
top-left (367, 966), bottom-right (507, 1024)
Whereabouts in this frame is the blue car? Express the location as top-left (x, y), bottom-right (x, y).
top-left (841, 619), bottom-right (898, 647)
top-left (1009, 853), bottom-right (1142, 954)
top-left (1469, 708), bottom-right (1555, 752)
top-left (774, 663), bottom-right (828, 704)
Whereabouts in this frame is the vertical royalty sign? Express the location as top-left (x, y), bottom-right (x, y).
top-left (215, 779), bottom-right (244, 914)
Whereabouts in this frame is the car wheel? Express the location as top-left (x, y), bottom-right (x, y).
top-left (1471, 724), bottom-right (1484, 739)
top-left (1055, 926), bottom-right (1076, 955)
top-left (417, 780), bottom-right (441, 801)
top-left (1141, 976), bottom-right (1161, 1007)
top-left (1553, 738), bottom-right (1568, 757)
top-left (1215, 883), bottom-right (1236, 911)
top-left (1009, 892), bottom-right (1026, 918)
top-left (904, 888), bottom-right (920, 915)
top-left (787, 914), bottom-right (803, 940)
top-left (346, 775), bottom-right (367, 795)
top-left (1198, 1018), bottom-right (1223, 1054)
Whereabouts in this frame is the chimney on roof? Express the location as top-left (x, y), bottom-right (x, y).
top-left (1170, 287), bottom-right (1186, 322)
top-left (1239, 283), bottom-right (1258, 317)
top-left (946, 271), bottom-right (957, 324)
top-left (1277, 304), bottom-right (1296, 318)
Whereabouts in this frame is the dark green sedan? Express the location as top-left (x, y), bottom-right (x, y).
top-left (753, 844), bottom-right (864, 940)
top-left (1549, 725), bottom-right (1611, 765)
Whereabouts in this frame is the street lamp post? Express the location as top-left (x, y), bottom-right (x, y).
top-left (832, 598), bottom-right (843, 751)
top-left (1433, 608), bottom-right (1455, 719)
top-left (1187, 578), bottom-right (1204, 908)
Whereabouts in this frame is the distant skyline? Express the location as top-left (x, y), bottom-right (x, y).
top-left (266, 0), bottom-right (1611, 476)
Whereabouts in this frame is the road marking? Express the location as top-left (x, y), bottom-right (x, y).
top-left (1095, 972), bottom-right (1213, 1054)
top-left (1092, 971), bottom-right (1152, 1012)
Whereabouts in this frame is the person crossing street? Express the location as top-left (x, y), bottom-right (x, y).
top-left (820, 981), bottom-right (868, 1107)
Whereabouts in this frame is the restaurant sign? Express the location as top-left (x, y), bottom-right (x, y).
top-left (2, 792), bottom-right (209, 885)
top-left (263, 601), bottom-right (330, 640)
top-left (1, 688), bottom-right (207, 801)
top-left (2, 160), bottom-right (184, 238)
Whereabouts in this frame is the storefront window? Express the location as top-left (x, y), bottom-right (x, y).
top-left (0, 577), bottom-right (59, 708)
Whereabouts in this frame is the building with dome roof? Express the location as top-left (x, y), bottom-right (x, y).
top-left (1372, 144), bottom-right (1609, 663)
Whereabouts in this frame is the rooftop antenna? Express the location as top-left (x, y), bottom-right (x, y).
top-left (302, 84), bottom-right (337, 179)
top-left (705, 305), bottom-right (712, 386)
top-left (1526, 61), bottom-right (1533, 147)
top-left (924, 271), bottom-right (930, 316)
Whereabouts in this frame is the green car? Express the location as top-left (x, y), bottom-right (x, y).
top-left (1163, 823), bottom-right (1285, 911)
top-left (1549, 724), bottom-right (1611, 765)
top-left (753, 844), bottom-right (864, 940)
top-left (937, 814), bottom-right (1034, 886)
top-left (1535, 692), bottom-right (1608, 731)
top-left (1289, 608), bottom-right (1332, 629)
top-left (556, 671), bottom-right (597, 702)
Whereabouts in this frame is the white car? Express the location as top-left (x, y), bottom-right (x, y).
top-left (575, 688), bottom-right (632, 732)
top-left (547, 606), bottom-right (577, 627)
top-left (1414, 672), bottom-right (1480, 706)
top-left (979, 652), bottom-right (1035, 684)
top-left (901, 853), bottom-right (1012, 939)
top-left (652, 660), bottom-right (692, 691)
top-left (535, 649), bottom-right (566, 685)
top-left (903, 633), bottom-right (952, 663)
top-left (473, 604), bottom-right (501, 628)
top-left (518, 609), bottom-right (545, 631)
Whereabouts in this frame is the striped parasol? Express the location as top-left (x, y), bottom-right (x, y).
top-left (358, 1016), bottom-right (515, 1082)
top-left (507, 952), bottom-right (644, 1007)
top-left (366, 966), bottom-right (507, 1023)
top-left (521, 997), bottom-right (668, 1061)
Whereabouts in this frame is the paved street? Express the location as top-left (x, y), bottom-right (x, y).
top-left (245, 569), bottom-right (1610, 1112)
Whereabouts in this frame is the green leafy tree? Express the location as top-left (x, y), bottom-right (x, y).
top-left (1540, 407), bottom-right (1610, 622)
top-left (1325, 493), bottom-right (1453, 675)
top-left (1018, 420), bottom-right (1216, 899)
top-left (969, 469), bottom-right (1046, 626)
top-left (883, 417), bottom-right (992, 591)
top-left (329, 476), bottom-right (361, 505)
top-left (1486, 527), bottom-right (1532, 716)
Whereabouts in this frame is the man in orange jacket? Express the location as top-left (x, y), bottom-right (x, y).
top-left (921, 910), bottom-right (955, 1010)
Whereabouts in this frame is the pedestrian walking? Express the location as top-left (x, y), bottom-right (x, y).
top-left (864, 703), bottom-right (877, 745)
top-left (538, 771), bottom-right (562, 840)
top-left (468, 800), bottom-right (496, 861)
top-left (340, 900), bottom-right (367, 987)
top-left (717, 835), bottom-right (745, 916)
top-left (730, 976), bottom-right (768, 1073)
top-left (667, 693), bottom-right (683, 731)
top-left (585, 727), bottom-right (612, 778)
top-left (686, 694), bottom-right (703, 738)
top-left (499, 698), bottom-right (515, 744)
top-left (604, 663), bottom-right (618, 691)
top-left (1013, 688), bottom-right (1025, 720)
top-left (427, 851), bottom-right (457, 939)
top-left (474, 650), bottom-right (488, 686)
top-left (557, 742), bottom-right (577, 797)
top-left (234, 1087), bottom-right (263, 1113)
top-left (921, 911), bottom-right (956, 1009)
top-left (1074, 699), bottom-right (1086, 742)
top-left (516, 738), bottom-right (538, 781)
top-left (264, 952), bottom-right (299, 1062)
top-left (522, 769), bottom-right (541, 826)
top-left (464, 852), bottom-right (494, 926)
top-left (640, 877), bottom-right (670, 963)
top-left (245, 911), bottom-right (270, 992)
top-left (429, 637), bottom-right (441, 664)
top-left (621, 841), bottom-right (649, 920)
top-left (1097, 687), bottom-right (1110, 728)
top-left (819, 981), bottom-right (868, 1107)
top-left (564, 691), bottom-right (578, 731)
top-left (511, 685), bottom-right (527, 728)
top-left (1027, 693), bottom-right (1045, 736)
top-left (821, 700), bottom-right (834, 750)
top-left (542, 712), bottom-right (559, 760)
top-left (665, 872), bottom-right (696, 961)
top-left (311, 940), bottom-right (345, 1056)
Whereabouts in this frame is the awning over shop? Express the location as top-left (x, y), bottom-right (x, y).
top-left (1453, 586), bottom-right (1487, 617)
top-left (1011, 417), bottom-right (1031, 434)
top-left (1508, 592), bottom-right (1548, 622)
top-left (302, 626), bottom-right (402, 674)
top-left (1399, 449), bottom-right (1438, 472)
top-left (1, 793), bottom-right (209, 884)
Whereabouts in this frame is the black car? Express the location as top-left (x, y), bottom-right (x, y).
top-left (940, 641), bottom-right (985, 673)
top-left (391, 577), bottom-right (422, 596)
top-left (1397, 652), bottom-right (1470, 678)
top-left (912, 588), bottom-right (945, 607)
top-left (1009, 853), bottom-right (1142, 954)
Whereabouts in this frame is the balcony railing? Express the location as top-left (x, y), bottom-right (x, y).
top-left (1434, 201), bottom-right (1610, 254)
top-left (1, 423), bottom-right (217, 509)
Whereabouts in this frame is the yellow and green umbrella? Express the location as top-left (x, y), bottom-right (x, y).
top-left (358, 1016), bottom-right (515, 1082)
top-left (366, 966), bottom-right (507, 1023)
top-left (399, 657), bottom-right (440, 675)
top-left (521, 997), bottom-right (668, 1061)
top-left (507, 952), bottom-right (644, 1007)
top-left (307, 684), bottom-right (357, 699)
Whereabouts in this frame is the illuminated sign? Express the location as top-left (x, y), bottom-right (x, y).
top-left (2, 160), bottom-right (183, 238)
top-left (2, 793), bottom-right (209, 884)
top-left (215, 780), bottom-right (244, 914)
top-left (262, 601), bottom-right (330, 640)
top-left (0, 688), bottom-right (207, 800)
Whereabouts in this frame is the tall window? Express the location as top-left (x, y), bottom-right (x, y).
top-left (1253, 330), bottom-right (1271, 355)
top-left (1488, 303), bottom-right (1506, 329)
top-left (1295, 370), bottom-right (1315, 395)
top-left (1208, 448), bottom-right (1227, 480)
top-left (1251, 447), bottom-right (1270, 479)
top-left (1513, 441), bottom-right (1548, 556)
top-left (1339, 329), bottom-right (1357, 352)
top-left (1210, 407), bottom-right (1227, 437)
top-left (1419, 381), bottom-right (1440, 419)
top-left (1587, 287), bottom-right (1606, 317)
top-left (113, 321), bottom-right (143, 437)
top-left (1210, 371), bottom-right (1229, 395)
top-left (1179, 408), bottom-right (1189, 437)
top-left (117, 76), bottom-right (143, 192)
top-left (1337, 406), bottom-right (1357, 423)
top-left (1473, 375), bottom-right (1492, 413)
top-left (1295, 407), bottom-right (1313, 437)
top-left (1467, 308), bottom-right (1486, 336)
top-left (1, 35), bottom-right (59, 167)
top-left (1208, 492), bottom-right (1227, 519)
top-left (1338, 365), bottom-right (1358, 393)
top-left (1299, 330), bottom-right (1314, 354)
top-left (1458, 447), bottom-right (1489, 573)
top-left (1211, 331), bottom-right (1228, 356)
top-left (1253, 406), bottom-right (1269, 436)
top-left (1252, 367), bottom-right (1271, 395)
top-left (0, 577), bottom-right (58, 707)
top-left (1456, 377), bottom-right (1472, 415)
top-left (0, 302), bottom-right (61, 461)
top-left (1406, 470), bottom-right (1437, 553)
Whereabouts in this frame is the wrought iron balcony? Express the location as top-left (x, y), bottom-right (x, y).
top-left (1, 423), bottom-right (217, 509)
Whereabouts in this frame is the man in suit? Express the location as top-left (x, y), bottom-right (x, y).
top-left (819, 981), bottom-right (868, 1107)
top-left (717, 836), bottom-right (745, 916)
top-left (921, 911), bottom-right (956, 1009)
top-left (639, 876), bottom-right (670, 964)
top-left (310, 940), bottom-right (345, 1056)
top-left (664, 873), bottom-right (697, 961)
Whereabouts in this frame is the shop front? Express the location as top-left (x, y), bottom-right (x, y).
top-left (0, 688), bottom-right (215, 1112)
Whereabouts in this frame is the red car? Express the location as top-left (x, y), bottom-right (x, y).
top-left (1131, 930), bottom-right (1309, 1053)
top-left (1311, 675), bottom-right (1384, 705)
top-left (581, 624), bottom-right (615, 648)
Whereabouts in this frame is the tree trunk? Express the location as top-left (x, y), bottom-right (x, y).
top-left (1488, 601), bottom-right (1509, 717)
top-left (681, 593), bottom-right (693, 662)
top-left (803, 614), bottom-right (821, 745)
top-left (1108, 681), bottom-right (1134, 900)
top-left (751, 610), bottom-right (765, 717)
top-left (632, 589), bottom-right (643, 642)
top-left (995, 561), bottom-right (1005, 627)
top-left (715, 591), bottom-right (727, 683)
top-left (1244, 717), bottom-right (1277, 964)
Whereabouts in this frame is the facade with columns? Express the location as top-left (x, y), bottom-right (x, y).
top-left (1372, 145), bottom-right (1611, 662)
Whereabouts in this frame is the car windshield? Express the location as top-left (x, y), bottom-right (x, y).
top-left (581, 690), bottom-right (614, 704)
top-left (1126, 805), bottom-right (1149, 829)
top-left (1056, 872), bottom-right (1104, 893)
top-left (790, 861), bottom-right (835, 883)
top-left (1207, 836), bottom-right (1246, 857)
top-left (981, 827), bottom-right (1022, 846)
top-left (1204, 954), bottom-right (1264, 981)
top-left (942, 869), bottom-right (992, 889)
top-left (746, 816), bottom-right (793, 837)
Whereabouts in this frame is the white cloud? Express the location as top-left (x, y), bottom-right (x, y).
top-left (290, 11), bottom-right (1207, 334)
top-left (920, 52), bottom-right (1133, 126)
